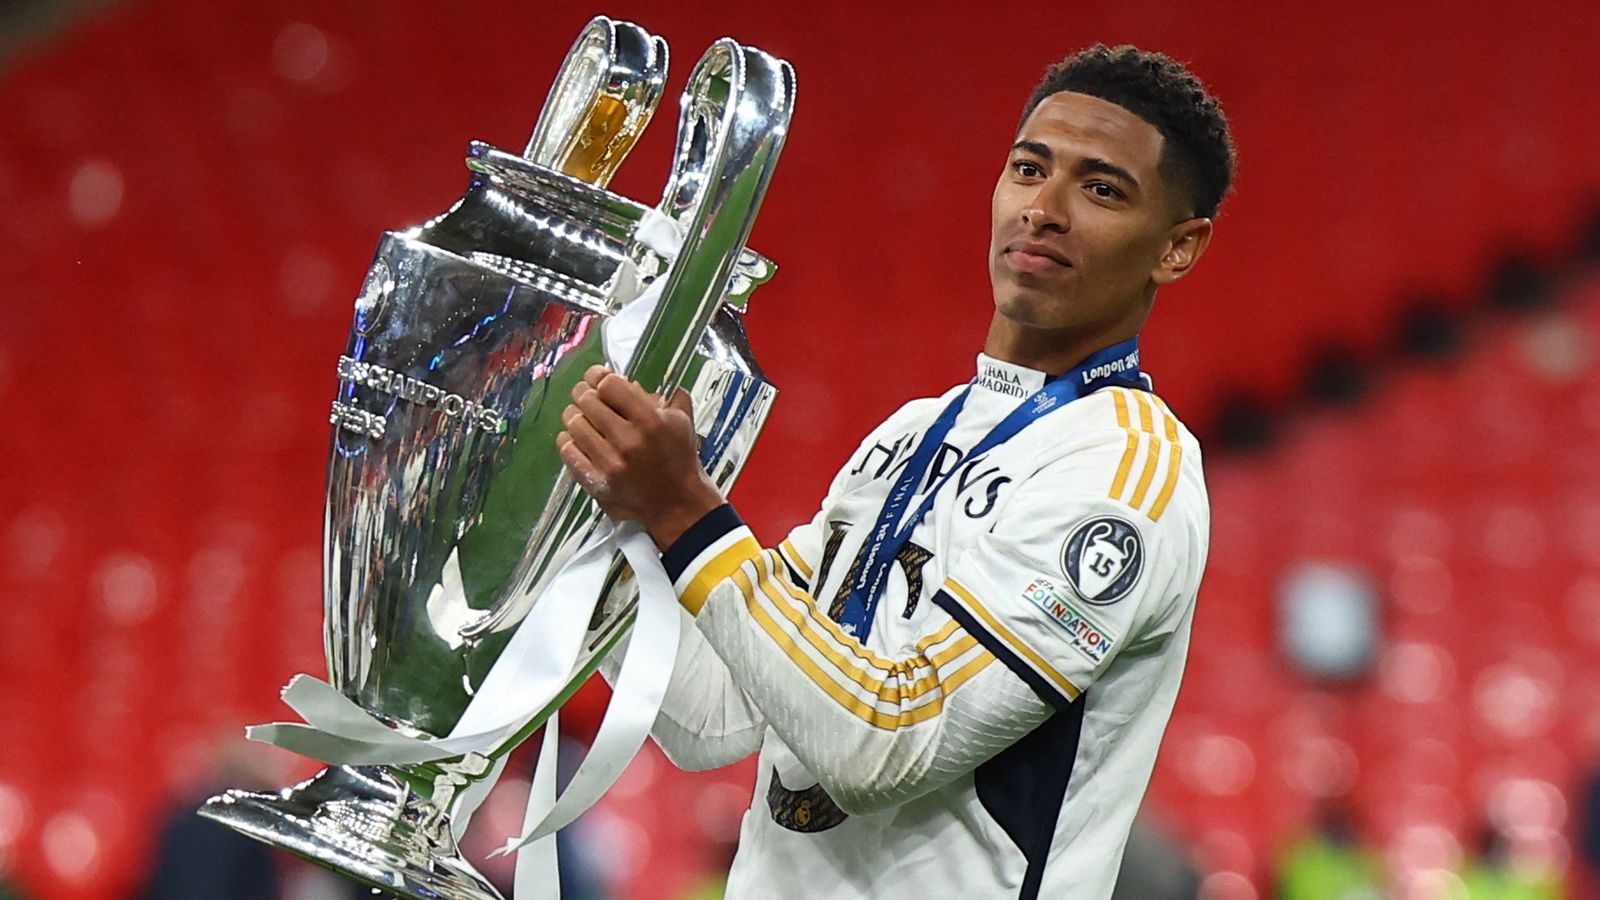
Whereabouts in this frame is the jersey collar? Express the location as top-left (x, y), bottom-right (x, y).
top-left (974, 353), bottom-right (1047, 399)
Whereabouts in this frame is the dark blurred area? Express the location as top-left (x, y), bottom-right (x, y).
top-left (3, 0), bottom-right (1600, 898)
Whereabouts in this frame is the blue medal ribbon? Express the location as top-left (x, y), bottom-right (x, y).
top-left (836, 337), bottom-right (1144, 640)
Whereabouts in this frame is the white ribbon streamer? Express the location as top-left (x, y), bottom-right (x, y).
top-left (246, 530), bottom-right (618, 765)
top-left (499, 527), bottom-right (680, 856)
top-left (513, 710), bottom-right (563, 898)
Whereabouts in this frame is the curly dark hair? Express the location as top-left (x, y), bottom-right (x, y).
top-left (1021, 44), bottom-right (1235, 219)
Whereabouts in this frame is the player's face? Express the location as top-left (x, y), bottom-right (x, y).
top-left (988, 91), bottom-right (1205, 337)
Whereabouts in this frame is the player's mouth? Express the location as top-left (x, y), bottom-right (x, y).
top-left (1004, 241), bottom-right (1072, 274)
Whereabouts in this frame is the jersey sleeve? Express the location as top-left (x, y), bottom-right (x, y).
top-left (932, 389), bottom-right (1207, 710)
top-left (658, 504), bottom-right (1054, 815)
top-left (600, 400), bottom-right (947, 777)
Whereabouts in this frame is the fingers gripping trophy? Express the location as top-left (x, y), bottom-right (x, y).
top-left (198, 17), bottom-right (796, 899)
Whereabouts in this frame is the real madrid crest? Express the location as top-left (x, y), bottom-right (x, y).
top-left (1061, 516), bottom-right (1143, 605)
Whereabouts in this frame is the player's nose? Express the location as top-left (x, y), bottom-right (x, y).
top-left (1020, 192), bottom-right (1069, 233)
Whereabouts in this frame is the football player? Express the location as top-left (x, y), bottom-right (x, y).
top-left (560, 43), bottom-right (1234, 900)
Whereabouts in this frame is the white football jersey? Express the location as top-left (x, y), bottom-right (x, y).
top-left (655, 353), bottom-right (1210, 900)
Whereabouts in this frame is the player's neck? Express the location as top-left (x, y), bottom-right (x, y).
top-left (982, 315), bottom-right (1138, 378)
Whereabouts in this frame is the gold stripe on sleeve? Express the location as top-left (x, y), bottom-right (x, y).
top-left (916, 619), bottom-right (965, 656)
top-left (1128, 393), bottom-right (1164, 509)
top-left (1156, 396), bottom-right (1179, 440)
top-left (755, 554), bottom-right (978, 701)
top-left (764, 550), bottom-right (967, 674)
top-left (753, 573), bottom-right (943, 704)
top-left (778, 538), bottom-right (814, 581)
top-left (738, 568), bottom-right (964, 730)
top-left (941, 650), bottom-right (997, 695)
top-left (1150, 444), bottom-right (1183, 521)
top-left (733, 564), bottom-right (995, 731)
top-left (682, 535), bottom-right (764, 615)
top-left (739, 573), bottom-right (916, 728)
top-left (1109, 390), bottom-right (1140, 500)
top-left (764, 551), bottom-right (903, 671)
top-left (946, 579), bottom-right (1082, 701)
top-left (1134, 388), bottom-right (1154, 433)
top-left (1149, 402), bottom-right (1183, 521)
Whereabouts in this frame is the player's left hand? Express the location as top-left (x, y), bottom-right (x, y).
top-left (557, 365), bottom-right (725, 549)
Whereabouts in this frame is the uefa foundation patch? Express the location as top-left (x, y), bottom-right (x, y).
top-left (1020, 576), bottom-right (1119, 665)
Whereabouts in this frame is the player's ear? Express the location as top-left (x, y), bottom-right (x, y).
top-left (1151, 217), bottom-right (1212, 286)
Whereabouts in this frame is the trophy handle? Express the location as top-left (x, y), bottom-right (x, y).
top-left (523, 16), bottom-right (669, 189)
top-left (458, 38), bottom-right (796, 641)
top-left (626, 39), bottom-right (796, 391)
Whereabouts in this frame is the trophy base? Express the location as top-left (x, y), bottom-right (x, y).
top-left (199, 765), bottom-right (505, 900)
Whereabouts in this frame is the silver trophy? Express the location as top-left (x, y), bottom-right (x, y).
top-left (199, 17), bottom-right (794, 899)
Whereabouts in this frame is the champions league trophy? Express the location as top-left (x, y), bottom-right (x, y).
top-left (198, 17), bottom-right (794, 899)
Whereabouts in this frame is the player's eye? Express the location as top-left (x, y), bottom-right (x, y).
top-left (1086, 181), bottom-right (1124, 201)
top-left (1011, 159), bottom-right (1044, 179)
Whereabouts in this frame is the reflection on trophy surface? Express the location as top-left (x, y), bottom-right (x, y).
top-left (197, 16), bottom-right (795, 899)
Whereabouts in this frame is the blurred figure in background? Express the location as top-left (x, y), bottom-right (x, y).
top-left (1110, 816), bottom-right (1201, 900)
top-left (139, 811), bottom-right (277, 900)
top-left (136, 740), bottom-right (281, 900)
top-left (1458, 823), bottom-right (1559, 900)
top-left (1581, 764), bottom-right (1600, 896)
top-left (137, 737), bottom-right (373, 900)
top-left (1273, 802), bottom-right (1382, 900)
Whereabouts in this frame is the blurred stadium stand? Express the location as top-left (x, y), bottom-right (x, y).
top-left (1150, 266), bottom-right (1600, 898)
top-left (2, 0), bottom-right (1599, 898)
